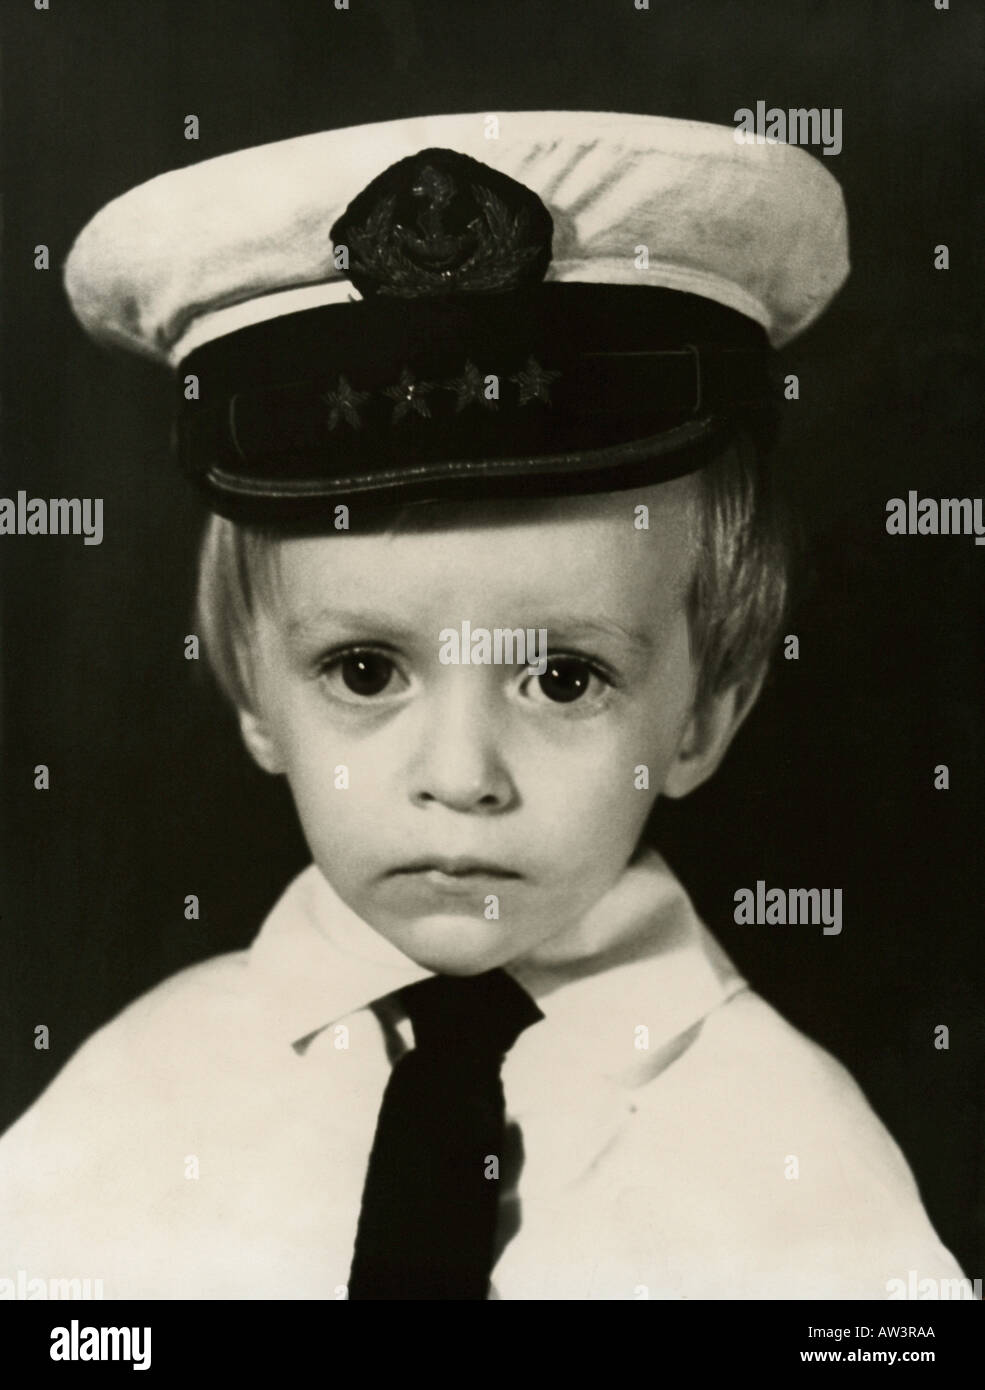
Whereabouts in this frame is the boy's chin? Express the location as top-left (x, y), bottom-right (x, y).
top-left (381, 910), bottom-right (536, 977)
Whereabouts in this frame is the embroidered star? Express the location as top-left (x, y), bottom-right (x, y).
top-left (510, 356), bottom-right (561, 406)
top-left (443, 360), bottom-right (496, 412)
top-left (383, 368), bottom-right (433, 422)
top-left (321, 376), bottom-right (369, 430)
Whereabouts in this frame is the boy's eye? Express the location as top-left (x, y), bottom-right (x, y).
top-left (322, 650), bottom-right (398, 699)
top-left (527, 656), bottom-right (608, 705)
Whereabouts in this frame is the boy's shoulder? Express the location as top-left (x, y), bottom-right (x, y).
top-left (0, 949), bottom-right (259, 1172)
top-left (616, 986), bottom-right (963, 1297)
top-left (0, 947), bottom-right (306, 1293)
top-left (676, 986), bottom-right (914, 1180)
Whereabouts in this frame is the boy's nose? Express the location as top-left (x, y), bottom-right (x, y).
top-left (407, 679), bottom-right (517, 814)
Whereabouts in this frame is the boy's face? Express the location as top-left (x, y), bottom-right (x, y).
top-left (244, 478), bottom-right (716, 974)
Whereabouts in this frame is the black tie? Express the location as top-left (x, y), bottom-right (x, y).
top-left (347, 968), bottom-right (544, 1300)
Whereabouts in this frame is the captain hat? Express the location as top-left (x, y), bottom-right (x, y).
top-left (63, 110), bottom-right (850, 521)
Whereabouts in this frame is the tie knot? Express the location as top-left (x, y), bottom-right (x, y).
top-left (398, 968), bottom-right (543, 1057)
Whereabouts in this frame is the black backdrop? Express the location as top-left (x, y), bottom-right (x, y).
top-left (2, 0), bottom-right (983, 1278)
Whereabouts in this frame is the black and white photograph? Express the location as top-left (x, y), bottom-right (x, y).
top-left (1, 0), bottom-right (982, 1349)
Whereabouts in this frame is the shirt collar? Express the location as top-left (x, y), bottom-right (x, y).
top-left (247, 848), bottom-right (746, 1083)
top-left (248, 865), bottom-right (432, 1046)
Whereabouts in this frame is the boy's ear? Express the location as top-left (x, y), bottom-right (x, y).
top-left (662, 672), bottom-right (764, 799)
top-left (237, 706), bottom-right (285, 776)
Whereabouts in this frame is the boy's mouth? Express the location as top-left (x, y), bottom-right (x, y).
top-left (388, 857), bottom-right (521, 890)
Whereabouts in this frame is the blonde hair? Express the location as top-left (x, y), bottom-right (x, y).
top-left (195, 437), bottom-right (790, 717)
top-left (687, 434), bottom-right (791, 712)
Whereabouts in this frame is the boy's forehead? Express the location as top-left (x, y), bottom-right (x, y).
top-left (274, 477), bottom-right (698, 632)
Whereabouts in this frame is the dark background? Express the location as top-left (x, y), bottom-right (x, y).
top-left (2, 0), bottom-right (982, 1278)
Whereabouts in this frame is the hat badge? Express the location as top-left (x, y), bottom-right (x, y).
top-left (330, 147), bottom-right (554, 298)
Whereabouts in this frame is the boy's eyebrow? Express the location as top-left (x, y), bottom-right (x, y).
top-left (284, 606), bottom-right (416, 640)
top-left (540, 616), bottom-right (656, 652)
top-left (284, 607), bottom-right (656, 651)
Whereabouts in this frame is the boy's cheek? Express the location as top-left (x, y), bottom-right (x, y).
top-left (522, 723), bottom-right (674, 816)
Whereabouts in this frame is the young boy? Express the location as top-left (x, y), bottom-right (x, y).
top-left (0, 112), bottom-right (967, 1299)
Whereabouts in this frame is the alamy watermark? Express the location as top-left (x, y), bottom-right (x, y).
top-left (49, 1319), bottom-right (151, 1371)
top-left (733, 881), bottom-right (843, 935)
top-left (733, 103), bottom-right (842, 157)
top-left (886, 492), bottom-right (985, 545)
top-left (1, 1268), bottom-right (104, 1299)
top-left (438, 622), bottom-right (548, 675)
top-left (886, 1270), bottom-right (981, 1300)
top-left (0, 491), bottom-right (103, 545)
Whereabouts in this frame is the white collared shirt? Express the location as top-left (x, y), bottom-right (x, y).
top-left (0, 850), bottom-right (964, 1299)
